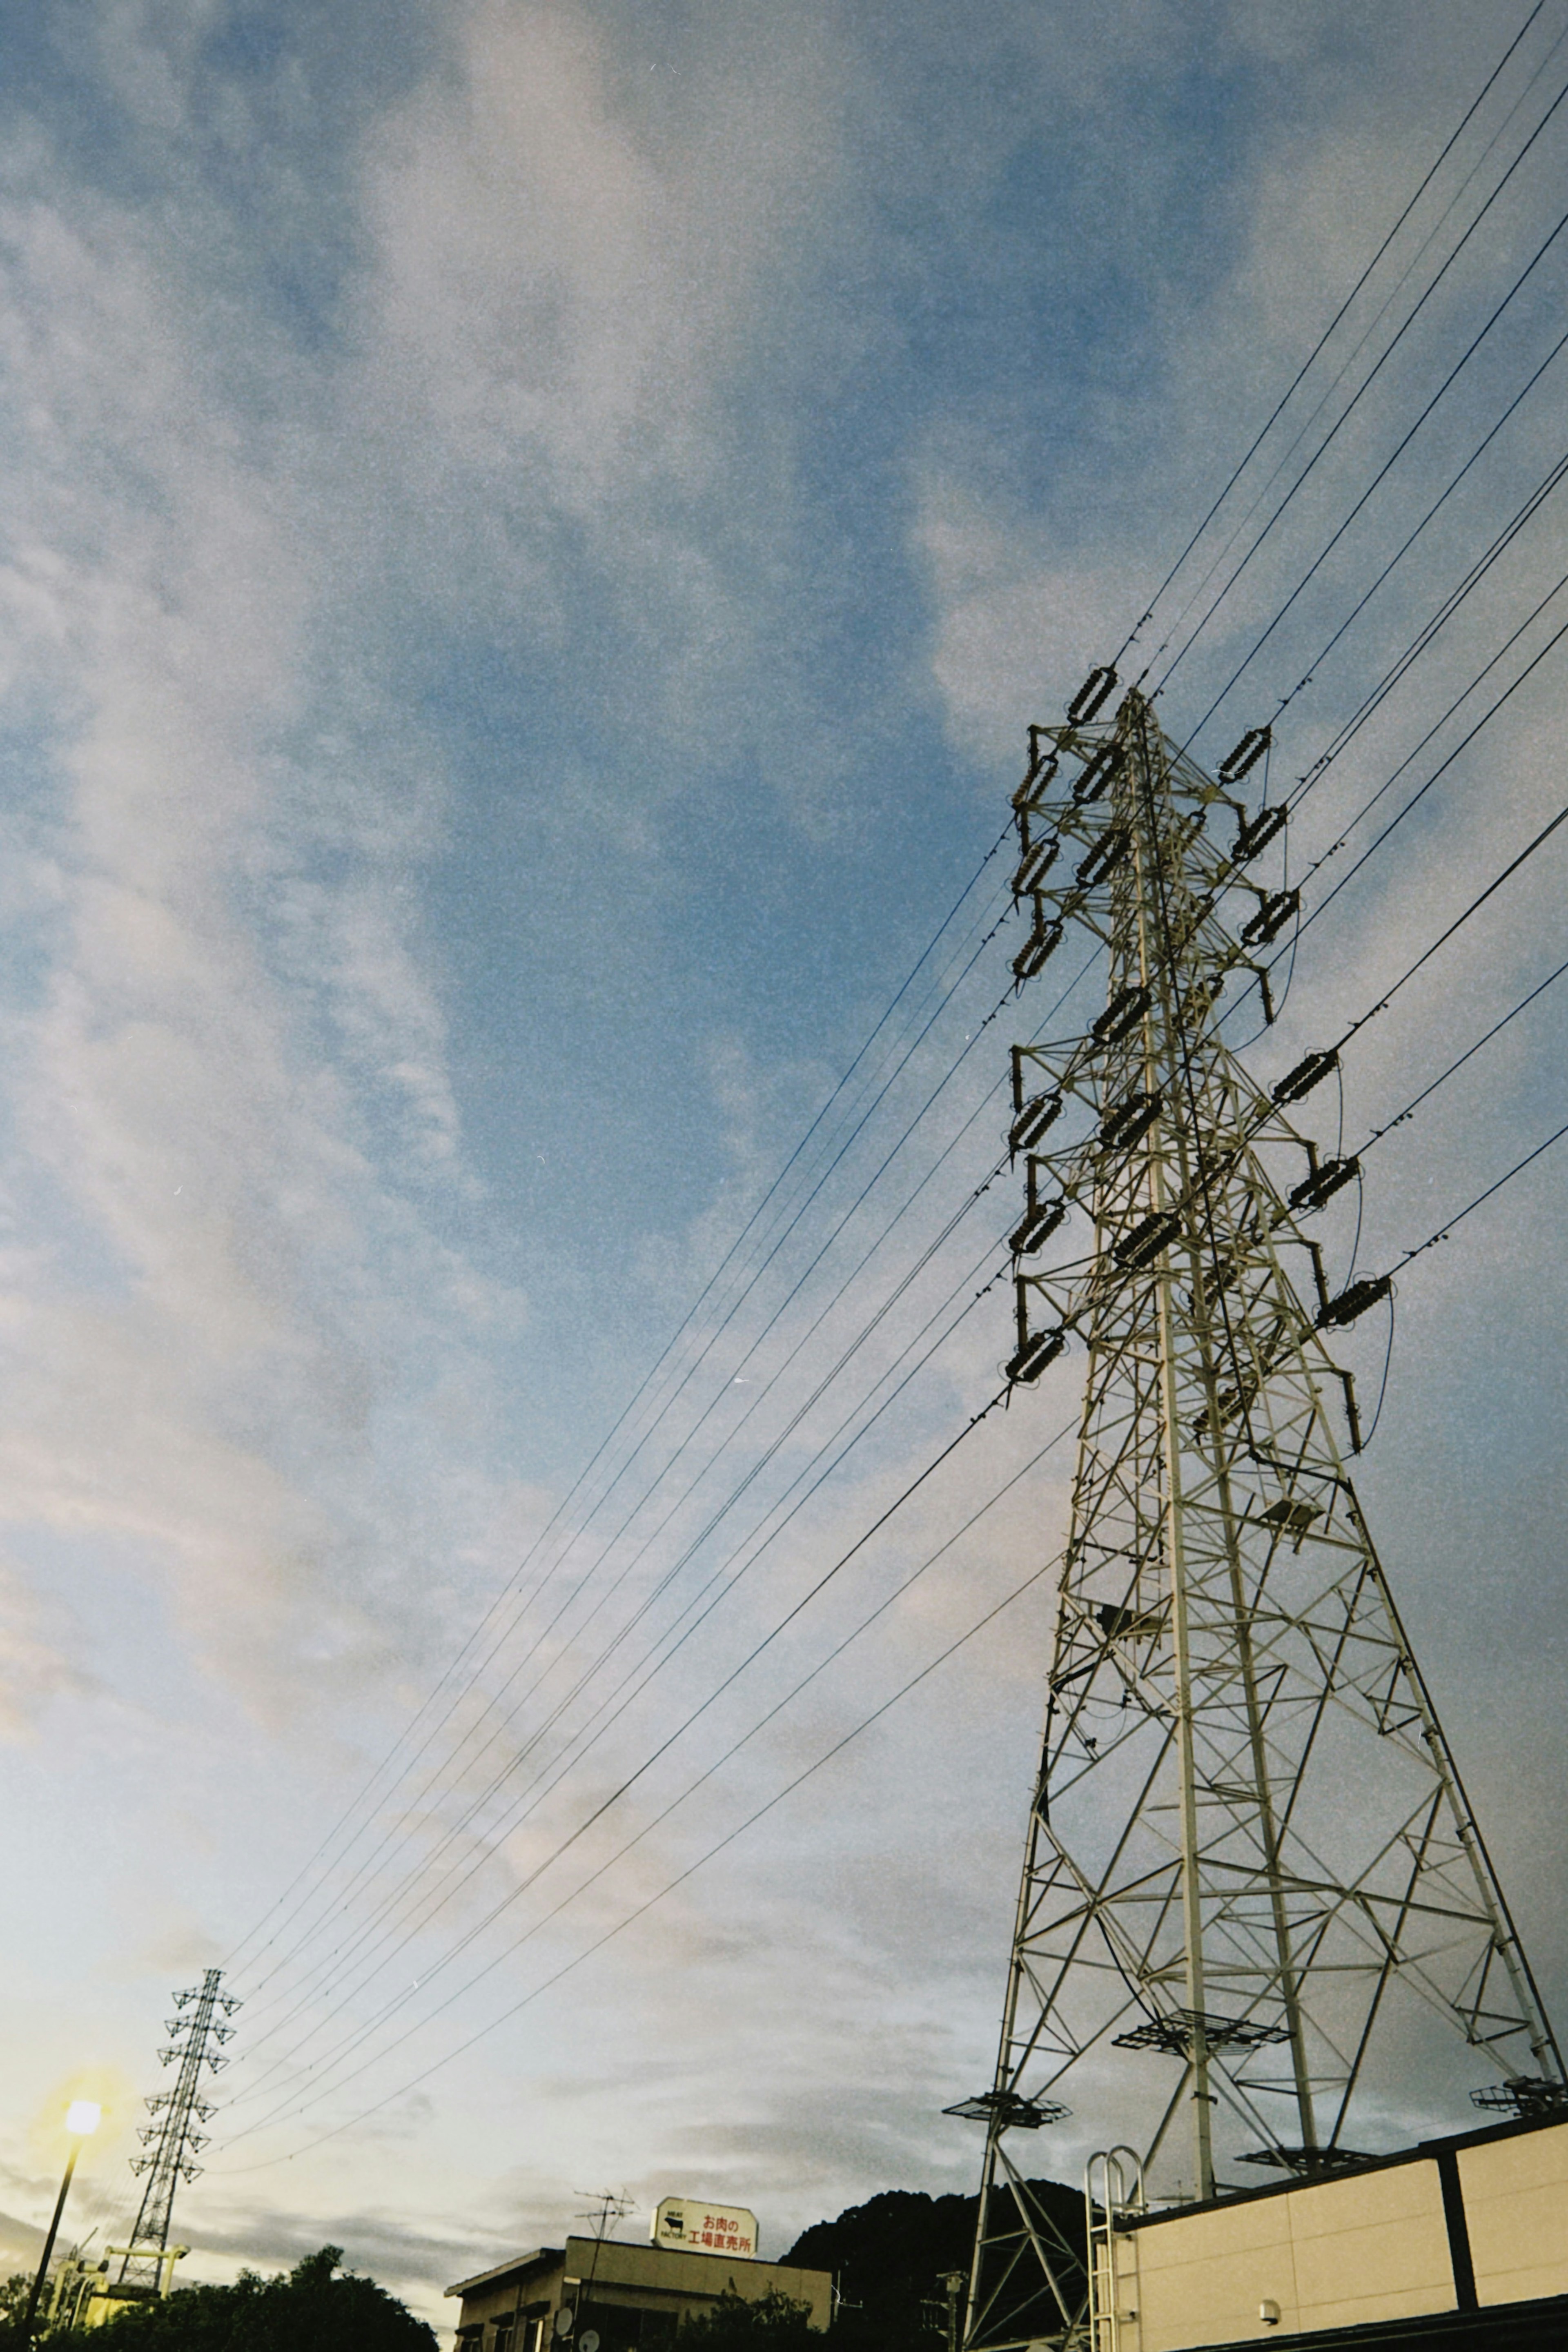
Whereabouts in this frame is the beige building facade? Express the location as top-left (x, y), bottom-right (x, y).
top-left (448, 2232), bottom-right (831, 2352)
top-left (1092, 2110), bottom-right (1568, 2350)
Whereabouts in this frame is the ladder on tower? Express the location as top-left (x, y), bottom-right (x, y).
top-left (1085, 2149), bottom-right (1145, 2352)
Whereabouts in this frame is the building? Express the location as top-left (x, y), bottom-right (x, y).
top-left (447, 2232), bottom-right (832, 2352)
top-left (1089, 2106), bottom-right (1568, 2350)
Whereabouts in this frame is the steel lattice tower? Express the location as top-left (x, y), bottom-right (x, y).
top-left (956, 683), bottom-right (1564, 2351)
top-left (118, 1969), bottom-right (238, 2291)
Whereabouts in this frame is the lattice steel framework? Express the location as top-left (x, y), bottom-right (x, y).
top-left (958, 682), bottom-right (1563, 2351)
top-left (118, 1969), bottom-right (238, 2293)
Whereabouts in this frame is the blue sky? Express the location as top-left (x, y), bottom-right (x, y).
top-left (1, 0), bottom-right (1566, 2329)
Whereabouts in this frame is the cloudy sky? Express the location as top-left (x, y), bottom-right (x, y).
top-left (1, 0), bottom-right (1566, 2329)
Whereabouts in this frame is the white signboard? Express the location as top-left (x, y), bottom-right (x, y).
top-left (652, 2196), bottom-right (758, 2260)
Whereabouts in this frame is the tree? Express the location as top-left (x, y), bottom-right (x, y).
top-left (107, 2246), bottom-right (436, 2352)
top-left (676, 2290), bottom-right (816, 2349)
top-left (0, 2270), bottom-right (42, 2349)
top-left (782, 2181), bottom-right (1087, 2352)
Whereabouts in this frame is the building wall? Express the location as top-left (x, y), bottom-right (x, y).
top-left (1459, 2122), bottom-right (1568, 2307)
top-left (449, 2233), bottom-right (832, 2350)
top-left (1112, 2118), bottom-right (1568, 2352)
top-left (1124, 2160), bottom-right (1454, 2351)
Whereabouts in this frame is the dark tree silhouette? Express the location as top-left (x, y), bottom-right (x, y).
top-left (106, 2245), bottom-right (436, 2352)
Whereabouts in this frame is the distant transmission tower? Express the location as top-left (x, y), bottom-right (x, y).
top-left (118, 1969), bottom-right (239, 2293)
top-left (955, 681), bottom-right (1564, 2349)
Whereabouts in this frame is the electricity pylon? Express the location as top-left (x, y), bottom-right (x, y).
top-left (117, 1970), bottom-right (239, 2293)
top-left (955, 682), bottom-right (1563, 2350)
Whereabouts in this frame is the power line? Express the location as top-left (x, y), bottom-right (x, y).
top-left (222, 827), bottom-right (1013, 1974)
top-left (236, 942), bottom-right (1106, 2022)
top-left (223, 1376), bottom-right (1053, 2140)
top-left (1114, 0), bottom-right (1551, 668)
top-left (217, 1423), bottom-right (1078, 2169)
top-left (1359, 950), bottom-right (1568, 1151)
top-left (1155, 66), bottom-right (1568, 705)
top-left (231, 859), bottom-right (1018, 1985)
top-left (1181, 193), bottom-right (1568, 745)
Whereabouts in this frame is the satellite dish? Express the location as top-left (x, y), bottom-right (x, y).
top-left (554, 2309), bottom-right (575, 2338)
top-left (579, 2331), bottom-right (601, 2352)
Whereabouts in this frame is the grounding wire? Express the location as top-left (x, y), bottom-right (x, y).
top-left (222, 824), bottom-right (1012, 1972)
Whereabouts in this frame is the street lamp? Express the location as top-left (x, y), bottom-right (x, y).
top-left (21, 2103), bottom-right (100, 2339)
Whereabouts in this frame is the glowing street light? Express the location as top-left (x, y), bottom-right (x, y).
top-left (21, 2101), bottom-right (100, 2338)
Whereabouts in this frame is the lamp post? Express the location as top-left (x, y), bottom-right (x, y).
top-left (21, 2102), bottom-right (100, 2340)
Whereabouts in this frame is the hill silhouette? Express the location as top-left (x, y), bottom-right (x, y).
top-left (782, 2179), bottom-right (1085, 2349)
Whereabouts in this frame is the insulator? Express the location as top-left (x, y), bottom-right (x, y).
top-left (1218, 725), bottom-right (1272, 783)
top-left (1241, 887), bottom-right (1300, 946)
top-left (1073, 741), bottom-right (1125, 803)
top-left (1114, 1209), bottom-right (1183, 1269)
top-left (1010, 1093), bottom-right (1063, 1152)
top-left (1091, 983), bottom-right (1151, 1045)
top-left (1067, 665), bottom-right (1118, 724)
top-left (1011, 1196), bottom-right (1067, 1256)
top-left (1273, 1049), bottom-right (1339, 1104)
top-left (1316, 1272), bottom-right (1392, 1330)
top-left (1076, 825), bottom-right (1131, 889)
top-left (1008, 1325), bottom-right (1067, 1383)
top-left (1013, 835), bottom-right (1060, 893)
top-left (1098, 1090), bottom-right (1162, 1154)
top-left (1234, 804), bottom-right (1287, 863)
top-left (1289, 1156), bottom-right (1360, 1213)
top-left (1013, 918), bottom-right (1064, 979)
top-left (1013, 751), bottom-right (1060, 811)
